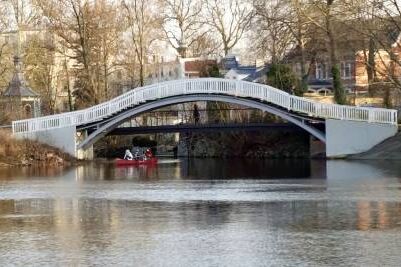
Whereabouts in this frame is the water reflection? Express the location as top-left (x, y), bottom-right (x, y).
top-left (1, 159), bottom-right (401, 266)
top-left (72, 158), bottom-right (316, 181)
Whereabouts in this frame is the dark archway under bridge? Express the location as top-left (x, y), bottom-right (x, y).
top-left (102, 123), bottom-right (316, 136)
top-left (77, 94), bottom-right (326, 151)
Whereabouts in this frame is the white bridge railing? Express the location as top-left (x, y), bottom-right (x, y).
top-left (12, 78), bottom-right (398, 133)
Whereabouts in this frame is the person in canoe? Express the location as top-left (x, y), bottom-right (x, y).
top-left (133, 147), bottom-right (141, 160)
top-left (144, 148), bottom-right (153, 160)
top-left (124, 149), bottom-right (134, 160)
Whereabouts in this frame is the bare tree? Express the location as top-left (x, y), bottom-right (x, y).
top-left (188, 32), bottom-right (220, 57)
top-left (204, 0), bottom-right (253, 56)
top-left (24, 35), bottom-right (57, 114)
top-left (0, 0), bottom-right (41, 55)
top-left (358, 0), bottom-right (401, 89)
top-left (0, 41), bottom-right (13, 91)
top-left (160, 0), bottom-right (204, 57)
top-left (36, 0), bottom-right (122, 108)
top-left (252, 0), bottom-right (293, 64)
top-left (94, 0), bottom-right (122, 100)
top-left (252, 0), bottom-right (317, 95)
top-left (302, 0), bottom-right (347, 104)
top-left (341, 0), bottom-right (401, 107)
top-left (122, 0), bottom-right (163, 86)
top-left (36, 0), bottom-right (97, 107)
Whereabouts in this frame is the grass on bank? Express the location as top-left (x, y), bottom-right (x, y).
top-left (0, 130), bottom-right (75, 167)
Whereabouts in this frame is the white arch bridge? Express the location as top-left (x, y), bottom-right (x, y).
top-left (12, 78), bottom-right (398, 158)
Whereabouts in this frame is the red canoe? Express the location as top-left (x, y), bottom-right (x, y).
top-left (115, 158), bottom-right (158, 166)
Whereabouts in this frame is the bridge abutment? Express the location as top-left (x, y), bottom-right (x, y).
top-left (77, 147), bottom-right (94, 160)
top-left (325, 119), bottom-right (398, 158)
top-left (76, 130), bottom-right (94, 160)
top-left (14, 126), bottom-right (77, 157)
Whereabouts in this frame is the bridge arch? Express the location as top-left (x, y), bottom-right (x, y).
top-left (77, 94), bottom-right (326, 150)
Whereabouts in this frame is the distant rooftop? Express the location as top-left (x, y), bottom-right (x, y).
top-left (3, 56), bottom-right (39, 98)
top-left (221, 55), bottom-right (239, 70)
top-left (222, 54), bottom-right (268, 82)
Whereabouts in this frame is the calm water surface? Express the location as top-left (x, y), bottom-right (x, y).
top-left (1, 159), bottom-right (401, 266)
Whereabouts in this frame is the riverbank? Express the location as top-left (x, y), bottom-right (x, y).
top-left (349, 131), bottom-right (401, 160)
top-left (0, 130), bottom-right (75, 167)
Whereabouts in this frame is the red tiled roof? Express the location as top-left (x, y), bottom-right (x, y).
top-left (184, 60), bottom-right (217, 72)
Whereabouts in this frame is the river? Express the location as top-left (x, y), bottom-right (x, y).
top-left (1, 159), bottom-right (401, 266)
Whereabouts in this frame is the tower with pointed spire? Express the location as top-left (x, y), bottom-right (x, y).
top-left (1, 0), bottom-right (40, 121)
top-left (2, 55), bottom-right (41, 119)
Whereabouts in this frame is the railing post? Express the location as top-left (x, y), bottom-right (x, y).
top-left (287, 95), bottom-right (292, 110)
top-left (184, 80), bottom-right (188, 95)
top-left (368, 110), bottom-right (373, 123)
top-left (235, 80), bottom-right (240, 96)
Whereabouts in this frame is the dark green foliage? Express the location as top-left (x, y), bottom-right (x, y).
top-left (208, 65), bottom-right (222, 78)
top-left (72, 75), bottom-right (95, 109)
top-left (300, 75), bottom-right (309, 96)
top-left (199, 63), bottom-right (221, 78)
top-left (266, 64), bottom-right (299, 95)
top-left (332, 65), bottom-right (347, 105)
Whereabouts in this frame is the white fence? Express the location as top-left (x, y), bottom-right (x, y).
top-left (12, 78), bottom-right (398, 133)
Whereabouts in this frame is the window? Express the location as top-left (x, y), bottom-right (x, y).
top-left (316, 63), bottom-right (328, 80)
top-left (341, 62), bottom-right (352, 79)
top-left (24, 104), bottom-right (32, 117)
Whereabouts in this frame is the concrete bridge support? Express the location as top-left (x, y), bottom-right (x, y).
top-left (15, 126), bottom-right (95, 160)
top-left (325, 119), bottom-right (398, 158)
top-left (15, 125), bottom-right (77, 157)
top-left (76, 130), bottom-right (94, 160)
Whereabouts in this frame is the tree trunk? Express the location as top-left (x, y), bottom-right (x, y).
top-left (64, 58), bottom-right (73, 112)
top-left (139, 62), bottom-right (144, 86)
top-left (104, 62), bottom-right (108, 100)
top-left (299, 39), bottom-right (309, 95)
top-left (367, 37), bottom-right (376, 96)
top-left (224, 43), bottom-right (229, 57)
top-left (326, 4), bottom-right (346, 104)
top-left (294, 1), bottom-right (308, 96)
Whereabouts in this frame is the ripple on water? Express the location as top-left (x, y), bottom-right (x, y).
top-left (1, 159), bottom-right (401, 266)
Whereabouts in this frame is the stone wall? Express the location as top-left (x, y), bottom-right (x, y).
top-left (177, 131), bottom-right (310, 158)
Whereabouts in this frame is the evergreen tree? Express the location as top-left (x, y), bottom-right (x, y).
top-left (266, 64), bottom-right (300, 95)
